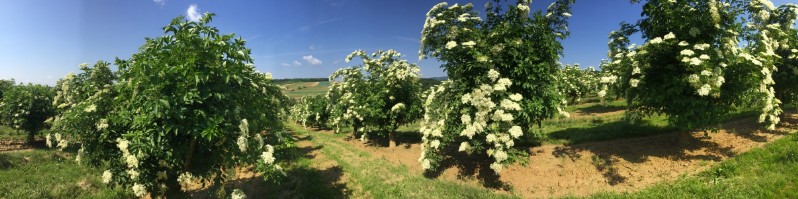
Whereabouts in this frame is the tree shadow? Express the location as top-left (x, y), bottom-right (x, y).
top-left (423, 146), bottom-right (517, 191)
top-left (571, 103), bottom-right (625, 115)
top-left (188, 133), bottom-right (351, 198)
top-left (359, 130), bottom-right (422, 149)
top-left (548, 119), bottom-right (676, 145)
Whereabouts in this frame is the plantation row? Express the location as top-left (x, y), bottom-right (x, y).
top-left (0, 0), bottom-right (796, 198)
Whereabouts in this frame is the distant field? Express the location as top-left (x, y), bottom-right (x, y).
top-left (281, 81), bottom-right (331, 99)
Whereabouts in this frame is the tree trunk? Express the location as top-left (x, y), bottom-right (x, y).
top-left (26, 130), bottom-right (34, 145)
top-left (183, 138), bottom-right (197, 169)
top-left (389, 130), bottom-right (397, 148)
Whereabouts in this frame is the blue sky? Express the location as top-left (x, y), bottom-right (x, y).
top-left (0, 0), bottom-right (794, 85)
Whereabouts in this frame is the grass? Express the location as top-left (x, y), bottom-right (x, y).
top-left (288, 123), bottom-right (519, 199)
top-left (0, 150), bottom-right (131, 198)
top-left (582, 132), bottom-right (798, 199)
top-left (283, 81), bottom-right (331, 99)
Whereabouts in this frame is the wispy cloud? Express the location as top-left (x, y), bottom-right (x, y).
top-left (262, 18), bottom-right (344, 45)
top-left (186, 4), bottom-right (202, 22)
top-left (255, 48), bottom-right (353, 58)
top-left (303, 55), bottom-right (323, 65)
top-left (297, 17), bottom-right (344, 32)
top-left (153, 0), bottom-right (165, 5)
top-left (281, 63), bottom-right (291, 67)
top-left (292, 60), bottom-right (302, 66)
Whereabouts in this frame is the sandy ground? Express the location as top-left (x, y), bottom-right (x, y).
top-left (336, 113), bottom-right (797, 198)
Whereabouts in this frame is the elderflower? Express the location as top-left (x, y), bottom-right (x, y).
top-left (490, 162), bottom-right (503, 173)
top-left (178, 172), bottom-right (194, 185)
top-left (132, 183), bottom-right (147, 197)
top-left (461, 114), bottom-right (471, 124)
top-left (715, 76), bottom-right (725, 87)
top-left (494, 150), bottom-right (508, 162)
top-left (421, 159), bottom-right (431, 170)
top-left (430, 140), bottom-right (441, 149)
top-left (649, 37), bottom-right (663, 44)
top-left (509, 93), bottom-right (523, 101)
top-left (231, 189), bottom-right (247, 199)
top-left (487, 69), bottom-right (500, 81)
top-left (663, 32), bottom-right (676, 40)
top-left (237, 136), bottom-right (248, 152)
top-left (125, 154), bottom-right (139, 168)
top-left (84, 104), bottom-right (97, 113)
top-left (458, 142), bottom-right (470, 152)
top-left (261, 146), bottom-right (276, 164)
top-left (102, 170), bottom-right (113, 184)
top-left (699, 54), bottom-right (710, 60)
top-left (688, 74), bottom-right (700, 83)
top-left (461, 41), bottom-right (476, 47)
top-left (509, 126), bottom-right (523, 138)
top-left (680, 49), bottom-right (695, 56)
top-left (598, 90), bottom-right (607, 98)
top-left (697, 84), bottom-right (711, 96)
top-left (563, 13), bottom-right (572, 17)
top-left (701, 70), bottom-right (712, 76)
top-left (630, 79), bottom-right (640, 87)
top-left (445, 41), bottom-right (458, 49)
top-left (679, 41), bottom-right (689, 46)
top-left (391, 103), bottom-right (405, 112)
top-left (690, 57), bottom-right (703, 66)
top-left (96, 119), bottom-right (109, 130)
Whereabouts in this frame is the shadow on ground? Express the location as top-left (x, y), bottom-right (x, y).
top-left (188, 132), bottom-right (352, 199)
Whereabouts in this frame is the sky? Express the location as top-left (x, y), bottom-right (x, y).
top-left (0, 0), bottom-right (795, 85)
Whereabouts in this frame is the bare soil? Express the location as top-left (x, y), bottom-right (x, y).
top-left (331, 113), bottom-right (798, 198)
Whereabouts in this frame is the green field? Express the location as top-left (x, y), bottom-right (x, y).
top-left (281, 81), bottom-right (331, 99)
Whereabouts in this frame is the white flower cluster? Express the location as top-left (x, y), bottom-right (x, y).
top-left (231, 189), bottom-right (247, 199)
top-left (177, 172), bottom-right (195, 189)
top-left (102, 170), bottom-right (113, 184)
top-left (46, 133), bottom-right (69, 151)
top-left (420, 70), bottom-right (525, 173)
top-left (132, 183), bottom-right (147, 197)
top-left (678, 40), bottom-right (726, 97)
top-left (418, 81), bottom-right (449, 170)
top-left (261, 144), bottom-right (276, 165)
top-left (390, 103), bottom-right (405, 112)
top-left (237, 119), bottom-right (249, 152)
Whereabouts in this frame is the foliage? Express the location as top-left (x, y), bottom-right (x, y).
top-left (557, 64), bottom-right (599, 104)
top-left (619, 0), bottom-right (792, 130)
top-left (49, 61), bottom-right (115, 162)
top-left (291, 94), bottom-right (330, 128)
top-left (417, 0), bottom-right (574, 173)
top-left (57, 13), bottom-right (292, 197)
top-left (0, 83), bottom-right (55, 143)
top-left (326, 49), bottom-right (423, 145)
top-left (599, 22), bottom-right (638, 101)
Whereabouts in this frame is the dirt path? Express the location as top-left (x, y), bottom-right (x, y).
top-left (310, 114), bottom-right (798, 198)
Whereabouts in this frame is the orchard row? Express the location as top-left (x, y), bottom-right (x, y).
top-left (0, 0), bottom-right (795, 198)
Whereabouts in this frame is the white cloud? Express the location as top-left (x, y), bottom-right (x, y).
top-left (186, 4), bottom-right (202, 22)
top-left (293, 60), bottom-right (302, 66)
top-left (303, 55), bottom-right (322, 65)
top-left (281, 63), bottom-right (290, 67)
top-left (153, 0), bottom-right (165, 5)
top-left (333, 60), bottom-right (340, 64)
top-left (309, 45), bottom-right (317, 50)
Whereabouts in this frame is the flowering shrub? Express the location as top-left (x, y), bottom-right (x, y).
top-left (753, 2), bottom-right (798, 122)
top-left (418, 0), bottom-right (574, 173)
top-left (557, 64), bottom-right (599, 104)
top-left (75, 13), bottom-right (292, 197)
top-left (327, 50), bottom-right (423, 147)
top-left (0, 83), bottom-right (55, 143)
top-left (600, 22), bottom-right (638, 101)
top-left (49, 61), bottom-right (115, 164)
top-left (622, 0), bottom-right (795, 130)
top-left (291, 94), bottom-right (329, 129)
